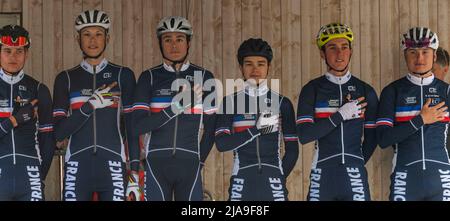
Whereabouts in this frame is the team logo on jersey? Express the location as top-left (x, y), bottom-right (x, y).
top-left (0, 99), bottom-right (8, 107)
top-left (431, 98), bottom-right (441, 105)
top-left (243, 114), bottom-right (255, 120)
top-left (19, 85), bottom-right (27, 91)
top-left (103, 72), bottom-right (112, 79)
top-left (405, 97), bottom-right (416, 104)
top-left (328, 99), bottom-right (339, 107)
top-left (80, 89), bottom-right (93, 96)
top-left (348, 86), bottom-right (356, 92)
top-left (429, 88), bottom-right (437, 93)
top-left (185, 75), bottom-right (194, 82)
top-left (157, 89), bottom-right (173, 96)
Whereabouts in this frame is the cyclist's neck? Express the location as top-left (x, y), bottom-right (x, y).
top-left (328, 68), bottom-right (348, 77)
top-left (85, 56), bottom-right (105, 67)
top-left (410, 71), bottom-right (433, 79)
top-left (163, 59), bottom-right (187, 71)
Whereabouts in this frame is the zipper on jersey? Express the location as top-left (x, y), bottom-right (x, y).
top-left (339, 84), bottom-right (345, 164)
top-left (256, 96), bottom-right (262, 173)
top-left (421, 79), bottom-right (425, 170)
top-left (93, 65), bottom-right (97, 154)
top-left (10, 81), bottom-right (16, 164)
top-left (172, 67), bottom-right (181, 157)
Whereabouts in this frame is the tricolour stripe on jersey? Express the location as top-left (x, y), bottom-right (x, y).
top-left (53, 109), bottom-right (67, 117)
top-left (283, 134), bottom-right (299, 142)
top-left (215, 127), bottom-right (231, 136)
top-left (233, 115), bottom-right (256, 133)
top-left (395, 105), bottom-right (421, 122)
top-left (150, 97), bottom-right (171, 113)
top-left (376, 118), bottom-right (393, 127)
top-left (69, 92), bottom-right (90, 110)
top-left (296, 116), bottom-right (314, 124)
top-left (38, 124), bottom-right (54, 133)
top-left (0, 107), bottom-right (12, 118)
top-left (364, 121), bottom-right (376, 129)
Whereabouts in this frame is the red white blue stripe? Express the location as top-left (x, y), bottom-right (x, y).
top-left (38, 124), bottom-right (54, 133)
top-left (150, 97), bottom-right (171, 113)
top-left (364, 121), bottom-right (376, 129)
top-left (376, 118), bottom-right (393, 127)
top-left (0, 107), bottom-right (12, 118)
top-left (215, 127), bottom-right (231, 136)
top-left (283, 134), bottom-right (299, 142)
top-left (133, 103), bottom-right (149, 111)
top-left (296, 115), bottom-right (314, 124)
top-left (53, 109), bottom-right (67, 117)
top-left (314, 102), bottom-right (338, 118)
top-left (395, 105), bottom-right (421, 122)
top-left (69, 92), bottom-right (90, 110)
top-left (233, 115), bottom-right (256, 133)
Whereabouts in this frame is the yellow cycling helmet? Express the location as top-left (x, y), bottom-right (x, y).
top-left (316, 23), bottom-right (354, 49)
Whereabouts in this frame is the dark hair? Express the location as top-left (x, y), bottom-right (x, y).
top-left (436, 47), bottom-right (449, 67)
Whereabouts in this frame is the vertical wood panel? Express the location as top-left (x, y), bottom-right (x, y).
top-left (418, 0), bottom-right (438, 31)
top-left (300, 0), bottom-right (321, 200)
top-left (202, 0), bottom-right (223, 201)
top-left (241, 0), bottom-right (261, 39)
top-left (24, 0), bottom-right (43, 80)
top-left (82, 0), bottom-right (101, 10)
top-left (281, 0), bottom-right (301, 200)
top-left (0, 0), bottom-right (22, 12)
top-left (379, 0), bottom-right (399, 201)
top-left (399, 0), bottom-right (418, 76)
top-left (142, 0), bottom-right (163, 69)
top-left (220, 0), bottom-right (241, 201)
top-left (62, 0), bottom-right (82, 69)
top-left (122, 0), bottom-right (143, 74)
top-left (320, 0), bottom-right (340, 73)
top-left (187, 0), bottom-right (203, 66)
top-left (360, 0), bottom-right (381, 200)
top-left (261, 0), bottom-right (281, 83)
top-left (340, 0), bottom-right (360, 77)
top-left (42, 0), bottom-right (63, 201)
top-left (103, 0), bottom-right (123, 65)
top-left (163, 0), bottom-right (186, 17)
top-left (438, 0), bottom-right (450, 85)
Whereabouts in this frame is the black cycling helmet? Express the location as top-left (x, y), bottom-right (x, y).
top-left (0, 25), bottom-right (30, 48)
top-left (237, 38), bottom-right (273, 65)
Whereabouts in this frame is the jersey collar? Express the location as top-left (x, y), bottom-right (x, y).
top-left (0, 69), bottom-right (24, 85)
top-left (407, 73), bottom-right (434, 86)
top-left (325, 71), bottom-right (352, 85)
top-left (80, 58), bottom-right (108, 74)
top-left (163, 61), bottom-right (190, 72)
top-left (244, 80), bottom-right (269, 97)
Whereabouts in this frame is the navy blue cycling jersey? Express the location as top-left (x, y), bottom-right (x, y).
top-left (53, 59), bottom-right (135, 201)
top-left (215, 84), bottom-right (299, 201)
top-left (297, 72), bottom-right (378, 166)
top-left (377, 73), bottom-right (450, 168)
top-left (131, 62), bottom-right (216, 201)
top-left (0, 69), bottom-right (55, 201)
top-left (297, 72), bottom-right (378, 201)
top-left (377, 73), bottom-right (450, 201)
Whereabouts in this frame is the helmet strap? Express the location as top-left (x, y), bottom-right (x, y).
top-left (159, 38), bottom-right (190, 71)
top-left (78, 33), bottom-right (108, 59)
top-left (324, 51), bottom-right (352, 73)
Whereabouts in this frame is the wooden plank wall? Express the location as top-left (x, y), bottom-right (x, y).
top-left (0, 0), bottom-right (447, 200)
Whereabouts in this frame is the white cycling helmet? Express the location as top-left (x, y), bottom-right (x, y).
top-left (75, 10), bottom-right (111, 32)
top-left (401, 27), bottom-right (439, 50)
top-left (156, 16), bottom-right (193, 38)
